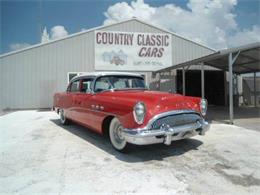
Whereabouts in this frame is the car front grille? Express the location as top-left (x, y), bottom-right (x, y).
top-left (151, 113), bottom-right (201, 129)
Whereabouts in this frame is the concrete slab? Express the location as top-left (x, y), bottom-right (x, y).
top-left (0, 110), bottom-right (260, 194)
top-left (207, 106), bottom-right (260, 131)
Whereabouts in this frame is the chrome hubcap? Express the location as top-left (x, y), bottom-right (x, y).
top-left (109, 118), bottom-right (127, 150)
top-left (60, 110), bottom-right (65, 122)
top-left (113, 124), bottom-right (124, 143)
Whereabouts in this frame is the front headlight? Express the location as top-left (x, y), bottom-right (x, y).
top-left (133, 102), bottom-right (146, 124)
top-left (200, 99), bottom-right (208, 116)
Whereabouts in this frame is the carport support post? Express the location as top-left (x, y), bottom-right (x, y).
top-left (182, 67), bottom-right (186, 95)
top-left (229, 53), bottom-right (234, 124)
top-left (254, 72), bottom-right (257, 107)
top-left (228, 51), bottom-right (240, 124)
top-left (201, 63), bottom-right (205, 99)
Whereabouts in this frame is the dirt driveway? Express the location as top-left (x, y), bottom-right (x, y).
top-left (0, 110), bottom-right (260, 194)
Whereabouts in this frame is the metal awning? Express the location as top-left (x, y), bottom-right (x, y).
top-left (158, 42), bottom-right (260, 74)
top-left (156, 42), bottom-right (260, 124)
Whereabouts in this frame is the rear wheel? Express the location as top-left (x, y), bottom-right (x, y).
top-left (109, 118), bottom-right (129, 152)
top-left (59, 109), bottom-right (69, 125)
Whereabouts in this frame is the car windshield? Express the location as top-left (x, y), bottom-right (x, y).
top-left (94, 76), bottom-right (146, 92)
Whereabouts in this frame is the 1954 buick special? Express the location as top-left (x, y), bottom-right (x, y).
top-left (53, 72), bottom-right (209, 152)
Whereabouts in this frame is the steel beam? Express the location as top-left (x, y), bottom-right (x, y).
top-left (201, 63), bottom-right (205, 99)
top-left (254, 72), bottom-right (257, 107)
top-left (182, 67), bottom-right (186, 95)
top-left (229, 53), bottom-right (234, 124)
top-left (228, 51), bottom-right (240, 124)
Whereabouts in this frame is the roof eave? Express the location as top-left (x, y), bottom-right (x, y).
top-left (0, 18), bottom-right (216, 58)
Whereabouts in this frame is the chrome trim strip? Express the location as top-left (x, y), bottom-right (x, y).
top-left (123, 121), bottom-right (203, 138)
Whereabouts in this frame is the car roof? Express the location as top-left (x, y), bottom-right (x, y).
top-left (70, 72), bottom-right (143, 82)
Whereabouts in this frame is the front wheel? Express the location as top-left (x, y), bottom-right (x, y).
top-left (109, 118), bottom-right (129, 152)
top-left (59, 109), bottom-right (69, 125)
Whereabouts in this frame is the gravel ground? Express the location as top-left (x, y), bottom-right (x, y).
top-left (0, 110), bottom-right (260, 194)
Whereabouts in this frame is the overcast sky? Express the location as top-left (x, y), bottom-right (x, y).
top-left (1, 0), bottom-right (260, 54)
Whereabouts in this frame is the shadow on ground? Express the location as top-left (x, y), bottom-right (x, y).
top-left (50, 119), bottom-right (203, 163)
top-left (0, 108), bottom-right (52, 116)
top-left (206, 106), bottom-right (260, 124)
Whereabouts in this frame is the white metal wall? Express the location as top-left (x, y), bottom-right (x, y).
top-left (0, 19), bottom-right (214, 110)
top-left (0, 31), bottom-right (95, 109)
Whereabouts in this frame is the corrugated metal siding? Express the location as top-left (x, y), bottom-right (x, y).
top-left (0, 19), bottom-right (213, 110)
top-left (0, 31), bottom-right (95, 109)
top-left (102, 20), bottom-right (163, 33)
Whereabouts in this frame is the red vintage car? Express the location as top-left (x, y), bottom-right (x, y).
top-left (53, 72), bottom-right (209, 152)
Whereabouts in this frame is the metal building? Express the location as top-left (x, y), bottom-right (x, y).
top-left (0, 18), bottom-right (214, 110)
top-left (156, 42), bottom-right (260, 123)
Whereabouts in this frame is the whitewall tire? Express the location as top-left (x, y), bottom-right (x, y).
top-left (109, 118), bottom-right (129, 152)
top-left (59, 109), bottom-right (69, 125)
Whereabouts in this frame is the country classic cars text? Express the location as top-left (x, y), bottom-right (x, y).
top-left (96, 31), bottom-right (170, 58)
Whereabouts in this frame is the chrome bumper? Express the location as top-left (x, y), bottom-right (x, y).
top-left (122, 119), bottom-right (210, 146)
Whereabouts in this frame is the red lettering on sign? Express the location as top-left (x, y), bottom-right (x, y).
top-left (137, 34), bottom-right (142, 46)
top-left (158, 48), bottom-right (164, 57)
top-left (164, 35), bottom-right (169, 46)
top-left (138, 47), bottom-right (145, 57)
top-left (151, 48), bottom-right (158, 57)
top-left (138, 47), bottom-right (164, 58)
top-left (96, 32), bottom-right (102, 44)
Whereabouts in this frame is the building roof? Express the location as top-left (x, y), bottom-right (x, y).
top-left (0, 18), bottom-right (215, 58)
top-left (157, 42), bottom-right (260, 74)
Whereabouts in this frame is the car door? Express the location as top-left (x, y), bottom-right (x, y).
top-left (74, 78), bottom-right (95, 128)
top-left (66, 79), bottom-right (81, 120)
top-left (88, 76), bottom-right (113, 132)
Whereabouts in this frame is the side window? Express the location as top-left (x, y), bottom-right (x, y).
top-left (113, 78), bottom-right (128, 89)
top-left (132, 78), bottom-right (145, 88)
top-left (95, 77), bottom-right (112, 92)
top-left (70, 80), bottom-right (80, 92)
top-left (81, 79), bottom-right (93, 93)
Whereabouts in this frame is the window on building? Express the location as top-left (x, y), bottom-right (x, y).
top-left (67, 72), bottom-right (86, 83)
top-left (68, 73), bottom-right (78, 83)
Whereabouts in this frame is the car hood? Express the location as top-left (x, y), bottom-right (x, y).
top-left (102, 90), bottom-right (200, 113)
